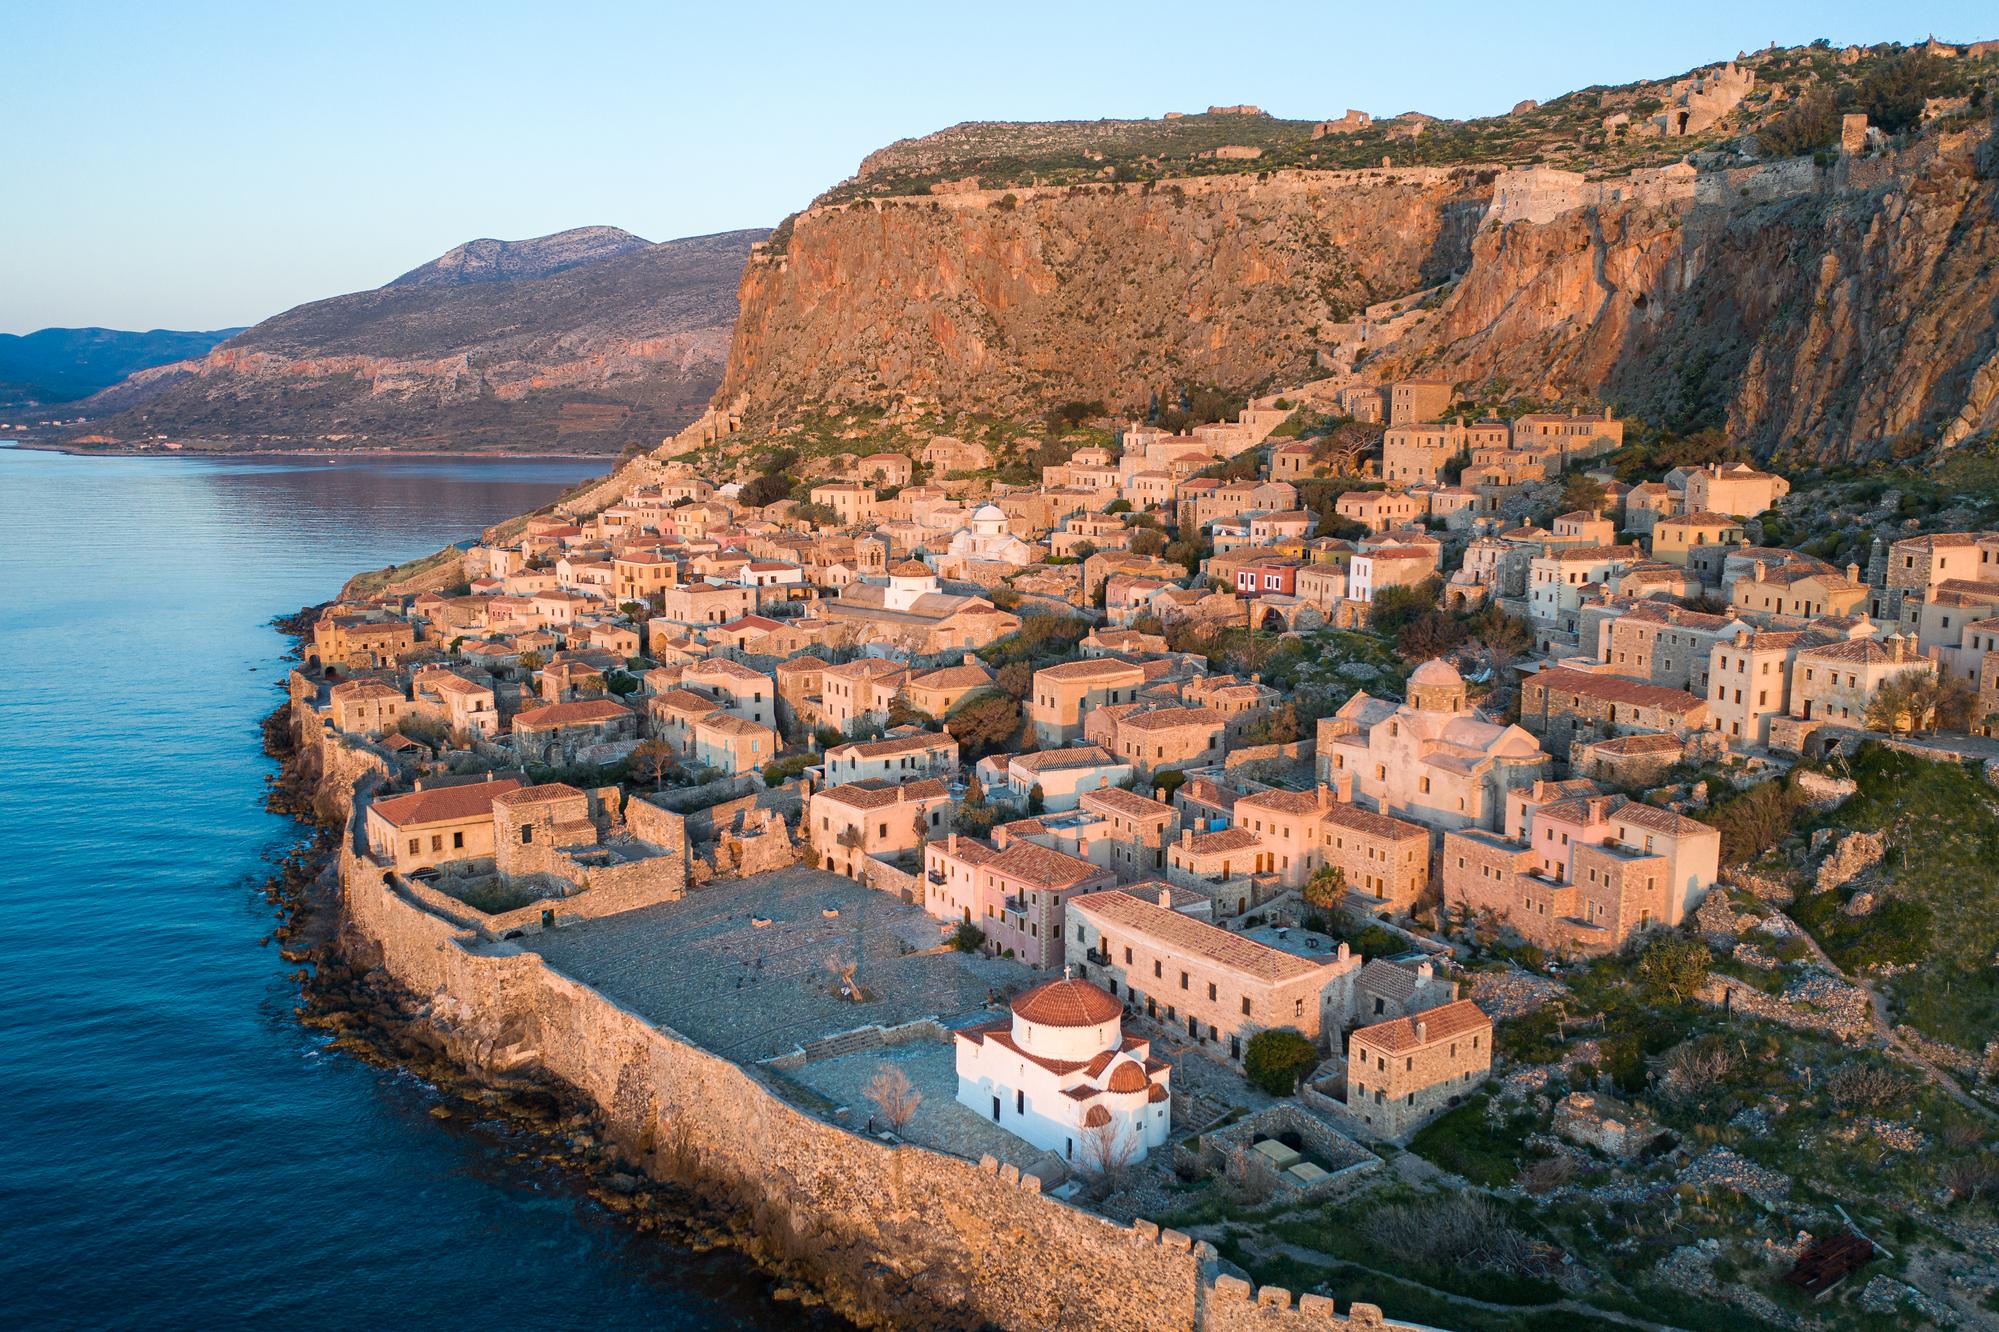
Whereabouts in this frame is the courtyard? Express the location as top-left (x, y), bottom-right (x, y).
top-left (525, 867), bottom-right (1033, 1062)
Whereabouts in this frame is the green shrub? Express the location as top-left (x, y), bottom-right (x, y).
top-left (1243, 1028), bottom-right (1320, 1096)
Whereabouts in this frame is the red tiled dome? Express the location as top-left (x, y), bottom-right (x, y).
top-left (1106, 1060), bottom-right (1150, 1094)
top-left (1147, 1083), bottom-right (1169, 1103)
top-left (1083, 1104), bottom-right (1113, 1128)
top-left (1011, 978), bottom-right (1122, 1028)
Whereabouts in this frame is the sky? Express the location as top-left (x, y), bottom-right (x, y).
top-left (2, 0), bottom-right (1991, 334)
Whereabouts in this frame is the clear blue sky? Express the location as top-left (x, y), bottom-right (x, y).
top-left (2, 0), bottom-right (1990, 333)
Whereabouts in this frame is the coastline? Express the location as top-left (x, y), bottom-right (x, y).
top-left (7, 440), bottom-right (621, 462)
top-left (267, 610), bottom-right (1401, 1332)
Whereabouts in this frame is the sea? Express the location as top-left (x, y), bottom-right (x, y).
top-left (0, 449), bottom-right (834, 1331)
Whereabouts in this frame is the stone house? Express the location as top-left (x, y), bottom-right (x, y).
top-left (510, 698), bottom-right (638, 766)
top-left (1164, 827), bottom-right (1266, 913)
top-left (807, 777), bottom-right (952, 880)
top-left (807, 482), bottom-right (877, 526)
top-left (903, 657), bottom-right (996, 717)
top-left (1788, 633), bottom-right (1934, 727)
top-left (1029, 657), bottom-right (1148, 746)
top-left (613, 550), bottom-right (679, 606)
top-left (925, 833), bottom-right (1115, 968)
top-left (1553, 1091), bottom-right (1661, 1160)
top-left (1730, 563), bottom-right (1869, 622)
top-left (818, 657), bottom-right (910, 735)
top-left (329, 679), bottom-right (409, 737)
top-left (823, 730), bottom-right (960, 786)
top-left (1388, 379), bottom-right (1453, 425)
top-left (681, 658), bottom-right (778, 731)
top-left (691, 712), bottom-right (777, 777)
top-left (1067, 888), bottom-right (1361, 1062)
top-left (1350, 957), bottom-right (1457, 1028)
top-left (1519, 667), bottom-right (1708, 750)
top-left (852, 452), bottom-right (914, 488)
top-left (413, 669), bottom-right (500, 741)
top-left (976, 745), bottom-right (1133, 813)
top-left (1334, 488), bottom-right (1424, 534)
top-left (1229, 788), bottom-right (1330, 891)
top-left (1443, 791), bottom-right (1719, 954)
top-left (364, 776), bottom-right (524, 874)
top-left (1076, 787), bottom-right (1180, 881)
top-left (1339, 1000), bottom-right (1492, 1140)
top-left (1085, 704), bottom-right (1228, 778)
top-left (1599, 601), bottom-right (1741, 694)
top-left (922, 435), bottom-right (993, 474)
top-left (1621, 481), bottom-right (1681, 534)
top-left (655, 582), bottom-right (758, 628)
top-left (1682, 463), bottom-right (1789, 518)
top-left (1575, 732), bottom-right (1684, 786)
top-left (1704, 629), bottom-right (1810, 746)
top-left (1316, 801), bottom-right (1432, 916)
top-left (313, 613), bottom-right (417, 670)
top-left (1869, 532), bottom-right (1997, 621)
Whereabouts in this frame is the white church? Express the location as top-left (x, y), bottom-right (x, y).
top-left (954, 974), bottom-right (1171, 1170)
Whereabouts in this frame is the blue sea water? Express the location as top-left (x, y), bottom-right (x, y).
top-left (0, 450), bottom-right (828, 1331)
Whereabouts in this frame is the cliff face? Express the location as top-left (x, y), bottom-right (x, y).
top-left (720, 171), bottom-right (1490, 421)
top-left (724, 121), bottom-right (1999, 463)
top-left (79, 228), bottom-right (767, 453)
top-left (1375, 127), bottom-right (1999, 461)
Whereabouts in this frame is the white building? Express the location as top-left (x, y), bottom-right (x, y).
top-left (954, 975), bottom-right (1170, 1170)
top-left (944, 503), bottom-right (1037, 567)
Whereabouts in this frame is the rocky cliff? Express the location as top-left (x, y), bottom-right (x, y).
top-left (722, 115), bottom-right (1999, 463)
top-left (1370, 125), bottom-right (1999, 461)
top-left (720, 170), bottom-right (1490, 422)
top-left (77, 227), bottom-right (767, 454)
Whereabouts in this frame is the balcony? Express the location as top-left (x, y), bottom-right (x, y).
top-left (1084, 947), bottom-right (1111, 967)
top-left (926, 870), bottom-right (947, 885)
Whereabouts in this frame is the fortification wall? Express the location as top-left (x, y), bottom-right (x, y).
top-left (338, 845), bottom-right (1434, 1330)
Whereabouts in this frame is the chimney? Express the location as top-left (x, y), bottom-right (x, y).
top-left (963, 652), bottom-right (977, 667)
top-left (1846, 563), bottom-right (1860, 583)
top-left (1180, 828), bottom-right (1193, 849)
top-left (1415, 1019), bottom-right (1428, 1042)
top-left (1416, 960), bottom-right (1434, 983)
top-left (948, 832), bottom-right (959, 855)
top-left (1157, 885), bottom-right (1172, 908)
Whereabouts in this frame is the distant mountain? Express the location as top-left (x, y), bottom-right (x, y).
top-left (75, 226), bottom-right (768, 454)
top-left (0, 326), bottom-right (242, 406)
top-left (387, 225), bottom-right (654, 288)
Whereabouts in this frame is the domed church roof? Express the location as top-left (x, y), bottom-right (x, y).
top-left (1011, 977), bottom-right (1122, 1028)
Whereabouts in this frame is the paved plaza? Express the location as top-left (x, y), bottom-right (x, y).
top-left (527, 867), bottom-right (1033, 1062)
top-left (784, 1039), bottom-right (1058, 1173)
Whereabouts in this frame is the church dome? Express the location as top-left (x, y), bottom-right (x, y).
top-left (1409, 657), bottom-right (1463, 689)
top-left (1105, 1058), bottom-right (1150, 1094)
top-left (1012, 977), bottom-right (1121, 1028)
top-left (889, 560), bottom-right (934, 578)
top-left (972, 503), bottom-right (1007, 521)
top-left (1083, 1104), bottom-right (1113, 1128)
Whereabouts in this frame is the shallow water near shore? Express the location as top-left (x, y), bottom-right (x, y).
top-left (0, 449), bottom-right (833, 1330)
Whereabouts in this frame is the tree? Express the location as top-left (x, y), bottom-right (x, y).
top-left (949, 923), bottom-right (985, 952)
top-left (1240, 702), bottom-right (1300, 746)
top-left (739, 472), bottom-right (795, 508)
top-left (1243, 1029), bottom-right (1321, 1097)
top-left (1865, 670), bottom-right (1922, 736)
top-left (1397, 610), bottom-right (1469, 662)
top-left (945, 691), bottom-right (1024, 760)
top-left (1303, 864), bottom-right (1347, 911)
top-left (629, 739), bottom-right (677, 788)
top-left (518, 650), bottom-right (545, 673)
top-left (1129, 529), bottom-right (1168, 558)
top-left (618, 601), bottom-right (648, 621)
top-left (994, 661), bottom-right (1033, 700)
top-left (1026, 783), bottom-right (1046, 815)
top-left (865, 1064), bottom-right (922, 1135)
top-left (1368, 577), bottom-right (1441, 635)
top-left (1557, 473), bottom-right (1607, 516)
top-left (1635, 933), bottom-right (1710, 1005)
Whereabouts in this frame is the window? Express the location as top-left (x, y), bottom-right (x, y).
top-left (1295, 999), bottom-right (1305, 1018)
top-left (407, 838), bottom-right (420, 855)
top-left (1124, 946), bottom-right (1133, 965)
top-left (452, 831), bottom-right (464, 849)
top-left (1241, 996), bottom-right (1251, 1016)
top-left (1208, 982), bottom-right (1217, 1001)
top-left (1180, 971), bottom-right (1189, 990)
top-left (1153, 959), bottom-right (1162, 978)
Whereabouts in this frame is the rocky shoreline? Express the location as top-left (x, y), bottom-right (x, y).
top-left (256, 642), bottom-right (861, 1328)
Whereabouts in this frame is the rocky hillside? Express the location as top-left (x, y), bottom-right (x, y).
top-left (722, 41), bottom-right (1999, 464)
top-left (722, 170), bottom-right (1489, 421)
top-left (76, 227), bottom-right (766, 454)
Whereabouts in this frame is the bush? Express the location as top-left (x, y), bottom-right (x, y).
top-left (1243, 1028), bottom-right (1320, 1096)
top-left (949, 924), bottom-right (986, 952)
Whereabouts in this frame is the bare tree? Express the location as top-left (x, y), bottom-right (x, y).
top-left (866, 1064), bottom-right (922, 1135)
top-left (1080, 1116), bottom-right (1139, 1189)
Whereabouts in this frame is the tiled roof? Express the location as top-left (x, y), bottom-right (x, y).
top-left (1350, 999), bottom-right (1490, 1053)
top-left (1071, 890), bottom-right (1334, 982)
top-left (988, 842), bottom-right (1106, 890)
top-left (493, 782), bottom-right (587, 807)
top-left (1186, 826), bottom-right (1260, 854)
top-left (1011, 977), bottom-right (1122, 1027)
top-left (512, 698), bottom-right (634, 728)
top-left (1528, 668), bottom-right (1704, 713)
top-left (1320, 802), bottom-right (1427, 841)
top-left (820, 777), bottom-right (949, 811)
top-left (1118, 705), bottom-right (1226, 733)
top-left (1079, 787), bottom-right (1174, 820)
top-left (1235, 788), bottom-right (1325, 816)
top-left (369, 778), bottom-right (524, 829)
top-left (1012, 745), bottom-right (1119, 774)
top-left (1036, 657), bottom-right (1143, 681)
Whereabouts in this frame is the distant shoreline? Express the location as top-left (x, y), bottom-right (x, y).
top-left (4, 440), bottom-right (620, 463)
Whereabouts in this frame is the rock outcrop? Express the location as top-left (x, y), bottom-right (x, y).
top-left (720, 170), bottom-right (1489, 422)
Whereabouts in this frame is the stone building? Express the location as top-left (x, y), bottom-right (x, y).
top-left (1788, 633), bottom-right (1934, 727)
top-left (312, 612), bottom-right (417, 669)
top-left (329, 679), bottom-right (409, 737)
top-left (1682, 462), bottom-right (1790, 518)
top-left (1388, 378), bottom-right (1453, 426)
top-left (923, 833), bottom-right (1115, 968)
top-left (1442, 791), bottom-right (1719, 954)
top-left (954, 976), bottom-right (1170, 1171)
top-left (821, 730), bottom-right (960, 786)
top-left (976, 745), bottom-right (1133, 813)
top-left (1085, 703), bottom-right (1228, 778)
top-left (364, 776), bottom-right (525, 874)
top-left (510, 698), bottom-right (638, 766)
top-left (1599, 601), bottom-right (1740, 694)
top-left (1705, 628), bottom-right (1810, 745)
top-left (1339, 1000), bottom-right (1492, 1140)
top-left (1067, 888), bottom-right (1360, 1062)
top-left (1315, 801), bottom-right (1432, 916)
top-left (1731, 563), bottom-right (1869, 622)
top-left (1519, 668), bottom-right (1708, 750)
top-left (1029, 657), bottom-right (1148, 746)
top-left (807, 777), bottom-right (952, 880)
top-left (690, 712), bottom-right (777, 776)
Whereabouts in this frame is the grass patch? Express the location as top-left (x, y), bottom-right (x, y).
top-left (1406, 1094), bottom-right (1533, 1186)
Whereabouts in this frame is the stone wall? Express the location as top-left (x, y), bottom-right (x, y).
top-left (339, 840), bottom-right (1432, 1330)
